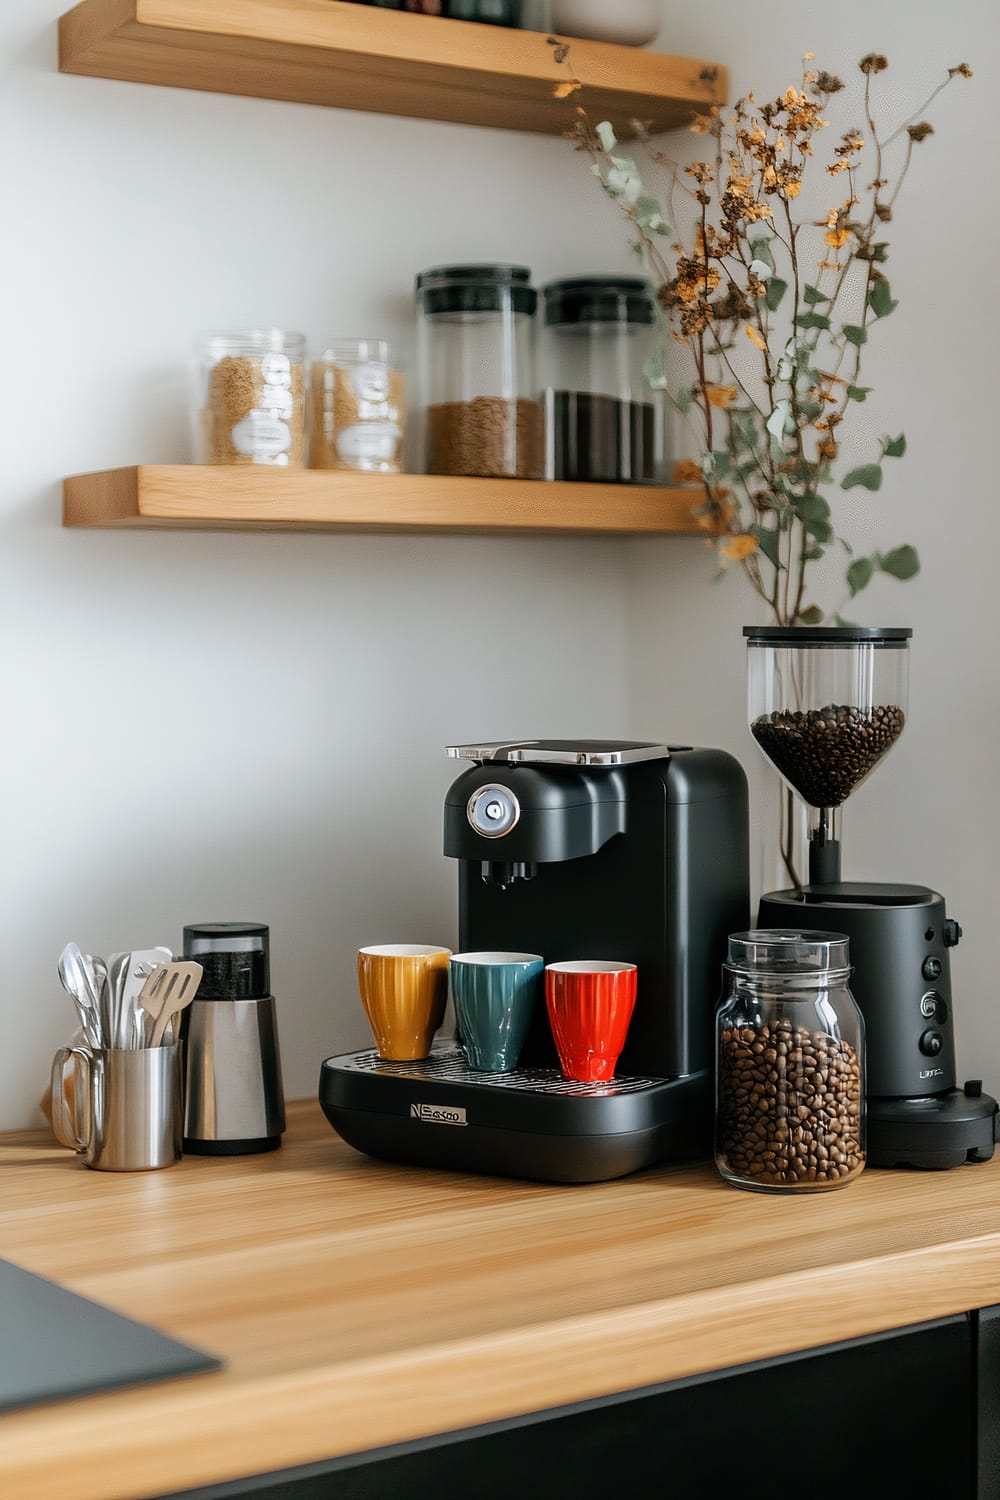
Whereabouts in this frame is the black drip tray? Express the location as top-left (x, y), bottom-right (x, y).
top-left (319, 1045), bottom-right (711, 1184)
top-left (0, 1260), bottom-right (221, 1413)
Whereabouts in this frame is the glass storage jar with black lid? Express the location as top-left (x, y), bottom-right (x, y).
top-left (415, 263), bottom-right (541, 479)
top-left (716, 930), bottom-right (866, 1193)
top-left (540, 276), bottom-right (666, 484)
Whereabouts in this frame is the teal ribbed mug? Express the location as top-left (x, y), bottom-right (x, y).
top-left (450, 952), bottom-right (544, 1073)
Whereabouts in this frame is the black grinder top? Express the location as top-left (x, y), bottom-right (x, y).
top-left (182, 922), bottom-right (270, 1000)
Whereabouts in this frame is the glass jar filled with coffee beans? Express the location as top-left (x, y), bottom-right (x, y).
top-left (415, 263), bottom-right (541, 479)
top-left (716, 930), bottom-right (866, 1193)
top-left (540, 276), bottom-right (667, 484)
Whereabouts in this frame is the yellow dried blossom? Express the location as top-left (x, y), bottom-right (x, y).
top-left (721, 534), bottom-right (760, 561)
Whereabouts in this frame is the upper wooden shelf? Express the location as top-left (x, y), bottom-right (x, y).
top-left (58, 0), bottom-right (726, 136)
top-left (63, 466), bottom-right (707, 535)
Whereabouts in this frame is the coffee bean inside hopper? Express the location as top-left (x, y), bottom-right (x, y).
top-left (750, 704), bottom-right (904, 806)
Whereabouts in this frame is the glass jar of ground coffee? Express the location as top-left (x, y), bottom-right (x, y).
top-left (540, 276), bottom-right (667, 484)
top-left (715, 930), bottom-right (866, 1193)
top-left (415, 264), bottom-right (541, 479)
top-left (192, 329), bottom-right (306, 467)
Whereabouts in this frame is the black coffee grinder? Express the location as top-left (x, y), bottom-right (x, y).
top-left (320, 740), bottom-right (749, 1182)
top-left (746, 626), bottom-right (997, 1168)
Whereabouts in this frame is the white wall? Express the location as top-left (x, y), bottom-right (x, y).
top-left (1, 2), bottom-right (634, 1128)
top-left (3, 0), bottom-right (997, 1129)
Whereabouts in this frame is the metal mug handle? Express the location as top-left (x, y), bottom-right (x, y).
top-left (50, 1045), bottom-right (92, 1154)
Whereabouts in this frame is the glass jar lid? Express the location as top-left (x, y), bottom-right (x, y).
top-left (543, 276), bottom-right (655, 327)
top-left (415, 264), bottom-right (536, 317)
top-left (726, 929), bottom-right (851, 975)
top-left (743, 626), bottom-right (912, 648)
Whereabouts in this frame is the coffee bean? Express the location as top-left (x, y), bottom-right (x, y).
top-left (751, 704), bottom-right (904, 806)
top-left (716, 1019), bottom-right (864, 1191)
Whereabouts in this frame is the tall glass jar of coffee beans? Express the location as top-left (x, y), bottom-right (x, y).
top-left (716, 930), bottom-right (866, 1193)
top-left (415, 264), bottom-right (541, 479)
top-left (539, 276), bottom-right (667, 484)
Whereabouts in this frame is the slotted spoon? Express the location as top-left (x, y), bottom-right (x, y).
top-left (138, 961), bottom-right (203, 1047)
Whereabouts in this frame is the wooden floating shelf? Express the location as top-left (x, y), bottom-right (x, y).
top-left (58, 0), bottom-right (726, 136)
top-left (62, 466), bottom-right (708, 535)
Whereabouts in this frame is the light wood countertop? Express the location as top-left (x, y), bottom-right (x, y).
top-left (3, 1098), bottom-right (1000, 1499)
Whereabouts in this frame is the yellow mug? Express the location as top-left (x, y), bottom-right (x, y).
top-left (357, 944), bottom-right (451, 1061)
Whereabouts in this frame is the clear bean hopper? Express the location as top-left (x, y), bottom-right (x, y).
top-left (745, 625), bottom-right (910, 886)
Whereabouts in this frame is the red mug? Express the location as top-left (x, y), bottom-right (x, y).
top-left (544, 961), bottom-right (638, 1083)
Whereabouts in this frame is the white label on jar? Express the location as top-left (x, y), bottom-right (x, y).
top-left (260, 384), bottom-right (294, 419)
top-left (261, 352), bottom-right (292, 386)
top-left (349, 361), bottom-right (390, 404)
top-left (231, 410), bottom-right (291, 459)
top-left (336, 422), bottom-right (401, 468)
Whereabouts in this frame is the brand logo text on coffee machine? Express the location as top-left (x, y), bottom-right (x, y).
top-left (410, 1103), bottom-right (468, 1126)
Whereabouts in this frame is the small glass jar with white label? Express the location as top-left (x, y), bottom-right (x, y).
top-left (310, 339), bottom-right (405, 473)
top-left (192, 329), bottom-right (307, 467)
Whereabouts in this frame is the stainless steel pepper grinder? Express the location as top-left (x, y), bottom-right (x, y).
top-left (181, 922), bottom-right (285, 1154)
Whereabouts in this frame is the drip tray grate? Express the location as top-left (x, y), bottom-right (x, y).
top-left (343, 1046), bottom-right (666, 1097)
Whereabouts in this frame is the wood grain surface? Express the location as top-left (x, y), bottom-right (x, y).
top-left (2, 1099), bottom-right (1000, 1498)
top-left (58, 0), bottom-right (726, 136)
top-left (63, 466), bottom-right (709, 535)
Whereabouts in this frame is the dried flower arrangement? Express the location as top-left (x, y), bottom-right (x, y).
top-left (555, 45), bottom-right (972, 626)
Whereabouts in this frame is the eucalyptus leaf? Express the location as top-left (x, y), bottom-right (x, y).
top-left (802, 545), bottom-right (825, 561)
top-left (846, 556), bottom-right (875, 596)
top-left (646, 353), bottom-right (667, 389)
top-left (879, 544), bottom-right (920, 580)
top-left (868, 279), bottom-right (899, 318)
top-left (804, 518), bottom-right (834, 543)
top-left (794, 493), bottom-right (831, 523)
top-left (843, 325), bottom-right (868, 347)
top-left (776, 348), bottom-right (796, 381)
top-left (797, 605), bottom-right (824, 625)
top-left (749, 525), bottom-right (782, 569)
top-left (803, 284), bottom-right (830, 305)
top-left (765, 278), bottom-right (788, 312)
top-left (675, 386), bottom-right (693, 413)
top-left (766, 400), bottom-right (792, 440)
top-left (749, 258), bottom-right (774, 281)
top-left (883, 432), bottom-right (907, 458)
top-left (846, 385), bottom-right (872, 402)
top-left (795, 312), bottom-right (831, 331)
top-left (841, 464), bottom-right (883, 491)
top-left (596, 121), bottom-right (618, 152)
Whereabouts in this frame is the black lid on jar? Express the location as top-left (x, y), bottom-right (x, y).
top-left (743, 625), bottom-right (912, 647)
top-left (543, 276), bottom-right (655, 327)
top-left (415, 264), bottom-right (537, 317)
top-left (182, 922), bottom-right (270, 999)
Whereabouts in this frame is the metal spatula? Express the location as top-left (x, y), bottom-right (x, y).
top-left (138, 961), bottom-right (203, 1047)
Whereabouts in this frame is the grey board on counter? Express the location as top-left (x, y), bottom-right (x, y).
top-left (0, 1259), bottom-right (221, 1412)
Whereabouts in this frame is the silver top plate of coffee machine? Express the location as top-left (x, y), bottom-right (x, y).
top-left (447, 740), bottom-right (671, 767)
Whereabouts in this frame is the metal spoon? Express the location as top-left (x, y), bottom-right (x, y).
top-left (57, 943), bottom-right (102, 1050)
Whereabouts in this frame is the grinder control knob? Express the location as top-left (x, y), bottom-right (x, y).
top-left (467, 784), bottom-right (521, 839)
top-left (919, 1030), bottom-right (944, 1057)
top-left (943, 919), bottom-right (963, 948)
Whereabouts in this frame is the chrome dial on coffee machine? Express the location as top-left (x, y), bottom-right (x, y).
top-left (745, 626), bottom-right (997, 1168)
top-left (320, 740), bottom-right (750, 1183)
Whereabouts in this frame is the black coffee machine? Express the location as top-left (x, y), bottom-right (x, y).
top-left (746, 626), bottom-right (997, 1168)
top-left (319, 739), bottom-right (749, 1182)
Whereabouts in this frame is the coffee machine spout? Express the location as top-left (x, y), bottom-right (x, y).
top-left (482, 861), bottom-right (537, 890)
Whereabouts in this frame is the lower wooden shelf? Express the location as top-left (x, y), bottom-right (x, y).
top-left (62, 467), bottom-right (708, 536)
